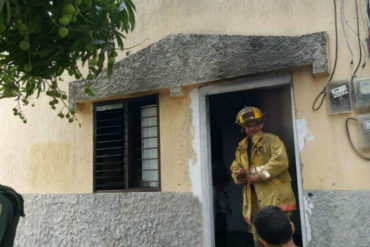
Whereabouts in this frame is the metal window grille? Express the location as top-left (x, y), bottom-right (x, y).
top-left (136, 104), bottom-right (159, 188)
top-left (94, 103), bottom-right (125, 191)
top-left (94, 96), bottom-right (160, 192)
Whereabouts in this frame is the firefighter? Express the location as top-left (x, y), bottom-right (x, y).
top-left (0, 184), bottom-right (25, 247)
top-left (230, 106), bottom-right (296, 247)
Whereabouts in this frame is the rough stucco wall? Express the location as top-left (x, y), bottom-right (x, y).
top-left (303, 190), bottom-right (370, 247)
top-left (159, 88), bottom-right (194, 192)
top-left (69, 32), bottom-right (328, 106)
top-left (15, 193), bottom-right (202, 247)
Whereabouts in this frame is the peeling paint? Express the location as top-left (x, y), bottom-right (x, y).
top-left (303, 194), bottom-right (314, 244)
top-left (296, 118), bottom-right (315, 152)
top-left (189, 88), bottom-right (202, 200)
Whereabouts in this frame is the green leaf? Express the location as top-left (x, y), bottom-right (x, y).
top-left (120, 9), bottom-right (129, 33)
top-left (33, 47), bottom-right (57, 58)
top-left (125, 0), bottom-right (136, 11)
top-left (27, 14), bottom-right (43, 34)
top-left (115, 32), bottom-right (124, 49)
top-left (25, 79), bottom-right (36, 96)
top-left (0, 0), bottom-right (6, 13)
top-left (0, 0), bottom-right (136, 123)
top-left (36, 80), bottom-right (44, 98)
top-left (5, 0), bottom-right (10, 24)
top-left (84, 87), bottom-right (95, 96)
top-left (127, 4), bottom-right (135, 31)
top-left (70, 32), bottom-right (90, 50)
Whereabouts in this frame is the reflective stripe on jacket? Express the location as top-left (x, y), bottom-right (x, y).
top-left (230, 131), bottom-right (296, 223)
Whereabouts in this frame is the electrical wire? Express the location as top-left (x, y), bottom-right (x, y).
top-left (345, 117), bottom-right (370, 160)
top-left (344, 0), bottom-right (370, 161)
top-left (312, 0), bottom-right (338, 111)
top-left (312, 88), bottom-right (327, 111)
top-left (366, 0), bottom-right (370, 29)
top-left (341, 0), bottom-right (354, 65)
top-left (345, 20), bottom-right (367, 67)
top-left (352, 0), bottom-right (362, 81)
top-left (366, 0), bottom-right (370, 56)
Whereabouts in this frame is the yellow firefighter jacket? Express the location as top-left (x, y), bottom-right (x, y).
top-left (230, 131), bottom-right (296, 224)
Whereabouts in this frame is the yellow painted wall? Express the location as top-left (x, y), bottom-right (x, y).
top-left (0, 0), bottom-right (370, 193)
top-left (0, 89), bottom-right (94, 193)
top-left (159, 88), bottom-right (194, 192)
top-left (293, 67), bottom-right (370, 190)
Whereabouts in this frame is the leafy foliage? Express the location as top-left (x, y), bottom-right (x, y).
top-left (0, 0), bottom-right (135, 123)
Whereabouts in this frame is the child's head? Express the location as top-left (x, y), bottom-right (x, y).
top-left (253, 206), bottom-right (294, 246)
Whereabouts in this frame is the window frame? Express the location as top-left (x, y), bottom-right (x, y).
top-left (93, 94), bottom-right (161, 193)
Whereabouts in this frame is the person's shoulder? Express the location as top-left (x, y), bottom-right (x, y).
top-left (262, 132), bottom-right (279, 138)
top-left (262, 132), bottom-right (282, 142)
top-left (237, 137), bottom-right (248, 147)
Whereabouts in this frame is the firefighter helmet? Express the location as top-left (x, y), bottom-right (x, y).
top-left (235, 106), bottom-right (265, 126)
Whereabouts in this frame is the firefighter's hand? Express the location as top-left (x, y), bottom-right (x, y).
top-left (246, 174), bottom-right (258, 184)
top-left (232, 168), bottom-right (246, 184)
top-left (232, 168), bottom-right (246, 177)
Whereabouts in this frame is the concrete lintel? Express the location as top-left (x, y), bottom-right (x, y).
top-left (69, 32), bottom-right (329, 107)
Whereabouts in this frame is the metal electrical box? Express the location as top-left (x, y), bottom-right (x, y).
top-left (326, 80), bottom-right (352, 114)
top-left (357, 114), bottom-right (370, 149)
top-left (352, 77), bottom-right (370, 110)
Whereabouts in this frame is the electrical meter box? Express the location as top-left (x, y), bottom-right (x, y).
top-left (357, 114), bottom-right (370, 149)
top-left (326, 80), bottom-right (352, 114)
top-left (352, 76), bottom-right (370, 110)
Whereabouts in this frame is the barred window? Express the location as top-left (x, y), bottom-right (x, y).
top-left (94, 95), bottom-right (160, 192)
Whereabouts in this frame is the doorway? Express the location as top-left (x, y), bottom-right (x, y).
top-left (207, 81), bottom-right (303, 247)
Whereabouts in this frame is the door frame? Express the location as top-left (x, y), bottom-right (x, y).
top-left (198, 72), bottom-right (307, 247)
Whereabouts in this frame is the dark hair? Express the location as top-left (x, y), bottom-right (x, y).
top-left (253, 206), bottom-right (292, 245)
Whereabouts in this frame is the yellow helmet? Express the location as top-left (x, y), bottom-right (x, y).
top-left (235, 106), bottom-right (264, 126)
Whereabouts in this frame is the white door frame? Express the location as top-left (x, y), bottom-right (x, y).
top-left (198, 72), bottom-right (307, 247)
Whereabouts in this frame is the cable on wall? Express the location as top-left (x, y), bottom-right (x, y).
top-left (345, 117), bottom-right (370, 160)
top-left (341, 0), bottom-right (354, 65)
top-left (352, 0), bottom-right (362, 81)
top-left (345, 0), bottom-right (367, 68)
top-left (312, 0), bottom-right (339, 111)
top-left (365, 0), bottom-right (370, 54)
top-left (346, 20), bottom-right (366, 68)
top-left (345, 0), bottom-right (370, 160)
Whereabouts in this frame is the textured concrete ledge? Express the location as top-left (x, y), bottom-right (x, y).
top-left (303, 190), bottom-right (370, 247)
top-left (14, 193), bottom-right (202, 247)
top-left (69, 32), bottom-right (328, 107)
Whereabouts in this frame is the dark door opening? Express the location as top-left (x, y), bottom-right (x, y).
top-left (209, 84), bottom-right (302, 247)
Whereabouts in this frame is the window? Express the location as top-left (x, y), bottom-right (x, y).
top-left (93, 95), bottom-right (160, 192)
